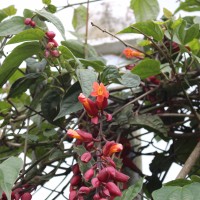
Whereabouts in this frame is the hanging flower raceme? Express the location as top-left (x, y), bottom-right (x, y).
top-left (123, 48), bottom-right (144, 59)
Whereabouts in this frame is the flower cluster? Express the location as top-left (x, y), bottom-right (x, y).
top-left (78, 82), bottom-right (111, 124)
top-left (67, 82), bottom-right (129, 200)
top-left (44, 31), bottom-right (60, 58)
top-left (1, 189), bottom-right (32, 200)
top-left (123, 48), bottom-right (144, 59)
top-left (24, 18), bottom-right (36, 28)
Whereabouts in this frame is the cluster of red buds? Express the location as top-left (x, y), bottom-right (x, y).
top-left (44, 31), bottom-right (60, 58)
top-left (1, 189), bottom-right (32, 200)
top-left (24, 18), bottom-right (36, 28)
top-left (67, 82), bottom-right (129, 200)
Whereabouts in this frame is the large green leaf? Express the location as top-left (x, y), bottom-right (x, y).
top-left (0, 42), bottom-right (41, 87)
top-left (8, 73), bottom-right (47, 98)
top-left (118, 21), bottom-right (164, 41)
top-left (0, 16), bottom-right (26, 36)
top-left (175, 0), bottom-right (200, 13)
top-left (131, 59), bottom-right (160, 79)
top-left (115, 177), bottom-right (144, 200)
top-left (129, 114), bottom-right (168, 139)
top-left (76, 68), bottom-right (98, 97)
top-left (7, 28), bottom-right (45, 44)
top-left (152, 182), bottom-right (200, 200)
top-left (54, 82), bottom-right (82, 120)
top-left (0, 157), bottom-right (23, 200)
top-left (118, 72), bottom-right (141, 88)
top-left (35, 9), bottom-right (65, 39)
top-left (174, 19), bottom-right (199, 45)
top-left (130, 0), bottom-right (159, 22)
top-left (0, 5), bottom-right (17, 22)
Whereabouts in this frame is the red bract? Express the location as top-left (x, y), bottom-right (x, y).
top-left (105, 182), bottom-right (122, 197)
top-left (84, 168), bottom-right (94, 181)
top-left (102, 141), bottom-right (123, 156)
top-left (69, 190), bottom-right (77, 200)
top-left (78, 93), bottom-right (98, 118)
top-left (81, 152), bottom-right (92, 163)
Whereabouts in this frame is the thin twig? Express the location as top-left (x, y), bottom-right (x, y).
top-left (91, 22), bottom-right (152, 58)
top-left (176, 141), bottom-right (200, 179)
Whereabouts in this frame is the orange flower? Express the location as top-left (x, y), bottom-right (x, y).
top-left (91, 82), bottom-right (109, 103)
top-left (78, 93), bottom-right (98, 117)
top-left (67, 129), bottom-right (82, 140)
top-left (67, 129), bottom-right (93, 142)
top-left (123, 48), bottom-right (144, 59)
top-left (103, 141), bottom-right (123, 156)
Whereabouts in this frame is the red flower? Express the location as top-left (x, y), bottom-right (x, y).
top-left (91, 82), bottom-right (109, 103)
top-left (78, 93), bottom-right (98, 117)
top-left (78, 186), bottom-right (91, 195)
top-left (67, 129), bottom-right (93, 142)
top-left (102, 141), bottom-right (123, 156)
top-left (123, 48), bottom-right (144, 59)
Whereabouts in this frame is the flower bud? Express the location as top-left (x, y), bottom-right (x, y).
top-left (106, 182), bottom-right (122, 197)
top-left (46, 31), bottom-right (56, 39)
top-left (81, 152), bottom-right (92, 163)
top-left (50, 50), bottom-right (60, 58)
top-left (91, 177), bottom-right (100, 188)
top-left (114, 170), bottom-right (130, 183)
top-left (21, 192), bottom-right (32, 200)
top-left (97, 167), bottom-right (112, 182)
top-left (72, 163), bottom-right (80, 175)
top-left (70, 175), bottom-right (82, 186)
top-left (84, 168), bottom-right (94, 181)
top-left (24, 18), bottom-right (31, 25)
top-left (101, 187), bottom-right (110, 197)
top-left (93, 193), bottom-right (100, 200)
top-left (86, 141), bottom-right (94, 151)
top-left (78, 186), bottom-right (91, 195)
top-left (103, 141), bottom-right (123, 156)
top-left (69, 190), bottom-right (77, 200)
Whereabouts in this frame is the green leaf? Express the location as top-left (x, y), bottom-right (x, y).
top-left (164, 179), bottom-right (192, 187)
top-left (0, 42), bottom-right (41, 87)
top-left (163, 8), bottom-right (173, 19)
top-left (118, 72), bottom-right (141, 88)
top-left (47, 4), bottom-right (57, 13)
top-left (0, 157), bottom-right (23, 200)
top-left (0, 5), bottom-right (17, 22)
top-left (79, 58), bottom-right (105, 72)
top-left (0, 16), bottom-right (26, 36)
top-left (130, 0), bottom-right (159, 22)
top-left (129, 114), bottom-right (168, 139)
top-left (100, 65), bottom-right (120, 84)
top-left (152, 183), bottom-right (200, 200)
top-left (61, 40), bottom-right (97, 58)
top-left (8, 73), bottom-right (47, 98)
top-left (115, 177), bottom-right (144, 200)
top-left (58, 45), bottom-right (76, 60)
top-left (42, 0), bottom-right (51, 5)
top-left (72, 5), bottom-right (87, 32)
top-left (118, 21), bottom-right (164, 41)
top-left (54, 82), bottom-right (82, 120)
top-left (7, 28), bottom-right (45, 44)
top-left (175, 0), bottom-right (200, 13)
top-left (131, 59), bottom-right (160, 79)
top-left (35, 9), bottom-right (65, 39)
top-left (76, 68), bottom-right (98, 97)
top-left (175, 20), bottom-right (199, 45)
top-left (41, 88), bottom-right (63, 124)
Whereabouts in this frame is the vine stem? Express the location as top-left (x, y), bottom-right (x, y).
top-left (112, 87), bottom-right (158, 116)
top-left (176, 140), bottom-right (200, 179)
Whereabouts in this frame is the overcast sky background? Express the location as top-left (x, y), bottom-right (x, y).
top-left (1, 0), bottom-right (200, 199)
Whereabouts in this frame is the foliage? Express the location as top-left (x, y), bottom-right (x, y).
top-left (0, 0), bottom-right (200, 199)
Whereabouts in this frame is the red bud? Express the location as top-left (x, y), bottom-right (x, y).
top-left (84, 168), bottom-right (94, 181)
top-left (78, 186), bottom-right (91, 195)
top-left (70, 175), bottom-right (82, 186)
top-left (106, 182), bottom-right (122, 197)
top-left (21, 193), bottom-right (32, 200)
top-left (81, 152), bottom-right (92, 163)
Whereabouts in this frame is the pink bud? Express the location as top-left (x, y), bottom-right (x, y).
top-left (97, 167), bottom-right (112, 182)
top-left (91, 177), bottom-right (100, 188)
top-left (76, 130), bottom-right (93, 143)
top-left (93, 193), bottom-right (100, 200)
top-left (30, 20), bottom-right (36, 28)
top-left (91, 116), bottom-right (99, 124)
top-left (48, 38), bottom-right (58, 47)
top-left (86, 141), bottom-right (94, 151)
top-left (70, 175), bottom-right (82, 186)
top-left (50, 50), bottom-right (60, 58)
top-left (102, 187), bottom-right (110, 197)
top-left (46, 42), bottom-right (55, 50)
top-left (78, 186), bottom-right (91, 195)
top-left (106, 182), bottom-right (122, 197)
top-left (114, 170), bottom-right (130, 183)
top-left (81, 152), bottom-right (92, 163)
top-left (72, 163), bottom-right (80, 175)
top-left (105, 113), bottom-right (112, 121)
top-left (44, 50), bottom-right (50, 58)
top-left (21, 193), bottom-right (32, 200)
top-left (46, 31), bottom-right (56, 39)
top-left (69, 190), bottom-right (77, 200)
top-left (84, 168), bottom-right (94, 181)
top-left (24, 18), bottom-right (31, 25)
